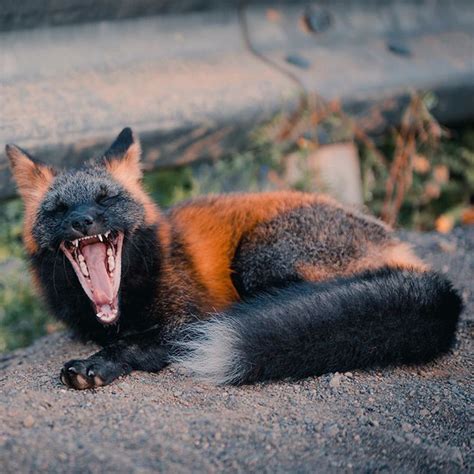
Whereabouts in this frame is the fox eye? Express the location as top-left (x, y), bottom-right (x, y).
top-left (55, 202), bottom-right (68, 213)
top-left (96, 192), bottom-right (118, 205)
top-left (96, 190), bottom-right (108, 203)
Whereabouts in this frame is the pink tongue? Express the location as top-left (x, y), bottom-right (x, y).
top-left (81, 243), bottom-right (113, 307)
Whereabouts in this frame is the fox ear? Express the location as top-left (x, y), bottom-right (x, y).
top-left (6, 144), bottom-right (56, 206)
top-left (104, 127), bottom-right (142, 183)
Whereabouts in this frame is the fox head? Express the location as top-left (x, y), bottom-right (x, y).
top-left (7, 128), bottom-right (161, 327)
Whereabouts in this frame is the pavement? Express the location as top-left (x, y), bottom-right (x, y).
top-left (0, 227), bottom-right (473, 473)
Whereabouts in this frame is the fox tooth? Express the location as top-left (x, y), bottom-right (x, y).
top-left (80, 262), bottom-right (89, 277)
top-left (73, 240), bottom-right (79, 247)
top-left (108, 256), bottom-right (115, 272)
top-left (105, 231), bottom-right (111, 238)
top-left (98, 234), bottom-right (103, 242)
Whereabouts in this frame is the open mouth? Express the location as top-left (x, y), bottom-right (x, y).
top-left (60, 231), bottom-right (124, 325)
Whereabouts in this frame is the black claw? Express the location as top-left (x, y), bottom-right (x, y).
top-left (87, 369), bottom-right (95, 377)
top-left (60, 370), bottom-right (68, 385)
top-left (67, 366), bottom-right (78, 373)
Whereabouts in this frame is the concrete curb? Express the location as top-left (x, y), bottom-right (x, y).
top-left (1, 1), bottom-right (473, 199)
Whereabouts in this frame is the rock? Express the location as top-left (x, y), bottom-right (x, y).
top-left (329, 373), bottom-right (342, 389)
top-left (449, 447), bottom-right (464, 465)
top-left (326, 425), bottom-right (339, 437)
top-left (437, 240), bottom-right (457, 254)
top-left (401, 422), bottom-right (413, 433)
top-left (23, 415), bottom-right (35, 428)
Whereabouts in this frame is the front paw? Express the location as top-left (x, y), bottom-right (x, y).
top-left (60, 357), bottom-right (126, 390)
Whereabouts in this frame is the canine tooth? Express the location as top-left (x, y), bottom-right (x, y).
top-left (98, 234), bottom-right (103, 242)
top-left (80, 262), bottom-right (89, 277)
top-left (107, 248), bottom-right (113, 256)
top-left (108, 256), bottom-right (115, 272)
top-left (78, 254), bottom-right (85, 262)
top-left (105, 231), bottom-right (110, 238)
top-left (73, 240), bottom-right (79, 247)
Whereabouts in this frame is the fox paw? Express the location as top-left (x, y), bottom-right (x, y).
top-left (60, 358), bottom-right (124, 390)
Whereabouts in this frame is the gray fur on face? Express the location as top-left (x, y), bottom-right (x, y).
top-left (33, 164), bottom-right (145, 250)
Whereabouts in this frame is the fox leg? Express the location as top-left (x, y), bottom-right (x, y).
top-left (60, 328), bottom-right (170, 389)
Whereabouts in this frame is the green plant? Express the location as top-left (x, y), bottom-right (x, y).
top-left (144, 136), bottom-right (286, 204)
top-left (0, 199), bottom-right (55, 352)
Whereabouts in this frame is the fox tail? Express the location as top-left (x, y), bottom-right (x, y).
top-left (172, 267), bottom-right (462, 385)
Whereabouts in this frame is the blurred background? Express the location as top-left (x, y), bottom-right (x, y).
top-left (1, 0), bottom-right (473, 352)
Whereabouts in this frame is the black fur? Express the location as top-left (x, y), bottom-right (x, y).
top-left (231, 203), bottom-right (390, 297)
top-left (104, 127), bottom-right (135, 160)
top-left (61, 327), bottom-right (170, 388)
top-left (33, 166), bottom-right (144, 250)
top-left (31, 225), bottom-right (162, 344)
top-left (180, 267), bottom-right (462, 384)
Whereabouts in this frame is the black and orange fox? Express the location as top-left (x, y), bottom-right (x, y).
top-left (6, 128), bottom-right (462, 390)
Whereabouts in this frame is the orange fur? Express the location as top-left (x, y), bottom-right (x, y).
top-left (168, 191), bottom-right (330, 309)
top-left (6, 145), bottom-right (56, 254)
top-left (296, 241), bottom-right (427, 283)
top-left (379, 242), bottom-right (428, 272)
top-left (104, 140), bottom-right (160, 226)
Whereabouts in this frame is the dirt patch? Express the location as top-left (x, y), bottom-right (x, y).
top-left (1, 229), bottom-right (473, 473)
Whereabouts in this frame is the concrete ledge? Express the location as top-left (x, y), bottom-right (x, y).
top-left (1, 1), bottom-right (473, 199)
top-left (0, 1), bottom-right (287, 32)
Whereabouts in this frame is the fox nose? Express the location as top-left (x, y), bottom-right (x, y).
top-left (69, 210), bottom-right (96, 236)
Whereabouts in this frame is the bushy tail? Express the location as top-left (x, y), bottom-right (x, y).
top-left (173, 267), bottom-right (462, 385)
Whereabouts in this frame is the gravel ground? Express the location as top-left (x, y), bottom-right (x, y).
top-left (1, 229), bottom-right (473, 473)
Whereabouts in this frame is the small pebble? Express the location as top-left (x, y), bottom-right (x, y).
top-left (401, 422), bottom-right (413, 432)
top-left (23, 415), bottom-right (35, 428)
top-left (329, 373), bottom-right (342, 388)
top-left (438, 240), bottom-right (457, 253)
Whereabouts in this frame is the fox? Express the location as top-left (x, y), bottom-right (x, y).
top-left (6, 128), bottom-right (462, 390)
